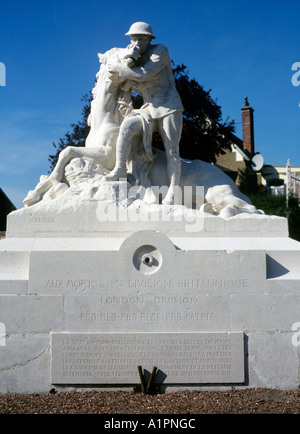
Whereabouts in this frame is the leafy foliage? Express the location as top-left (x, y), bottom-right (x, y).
top-left (49, 64), bottom-right (236, 171)
top-left (238, 167), bottom-right (265, 196)
top-left (173, 64), bottom-right (235, 163)
top-left (249, 193), bottom-right (300, 241)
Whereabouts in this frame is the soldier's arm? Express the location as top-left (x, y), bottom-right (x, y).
top-left (111, 45), bottom-right (169, 81)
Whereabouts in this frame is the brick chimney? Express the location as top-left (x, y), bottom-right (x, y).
top-left (241, 97), bottom-right (255, 156)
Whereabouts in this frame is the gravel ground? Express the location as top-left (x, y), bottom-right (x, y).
top-left (0, 388), bottom-right (299, 414)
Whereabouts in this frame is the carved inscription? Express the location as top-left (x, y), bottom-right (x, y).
top-left (80, 311), bottom-right (217, 323)
top-left (63, 293), bottom-right (230, 331)
top-left (51, 332), bottom-right (245, 384)
top-left (45, 278), bottom-right (248, 291)
top-left (31, 216), bottom-right (56, 224)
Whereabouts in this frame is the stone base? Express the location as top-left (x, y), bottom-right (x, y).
top-left (6, 197), bottom-right (288, 239)
top-left (0, 210), bottom-right (300, 393)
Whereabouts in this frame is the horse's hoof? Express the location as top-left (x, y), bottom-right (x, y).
top-left (23, 190), bottom-right (40, 207)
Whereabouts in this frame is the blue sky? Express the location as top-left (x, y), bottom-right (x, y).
top-left (0, 0), bottom-right (299, 208)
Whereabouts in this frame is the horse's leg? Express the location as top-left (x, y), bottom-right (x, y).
top-left (50, 145), bottom-right (113, 183)
top-left (23, 145), bottom-right (113, 206)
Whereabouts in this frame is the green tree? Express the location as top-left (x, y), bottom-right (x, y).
top-left (237, 167), bottom-right (265, 196)
top-left (172, 64), bottom-right (235, 163)
top-left (49, 64), bottom-right (235, 171)
top-left (248, 193), bottom-right (300, 242)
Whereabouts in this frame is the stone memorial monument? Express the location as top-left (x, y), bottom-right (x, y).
top-left (0, 23), bottom-right (299, 393)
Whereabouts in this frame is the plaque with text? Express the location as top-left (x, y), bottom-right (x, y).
top-left (51, 332), bottom-right (245, 384)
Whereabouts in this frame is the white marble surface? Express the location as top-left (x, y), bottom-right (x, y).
top-left (0, 222), bottom-right (300, 392)
top-left (51, 332), bottom-right (245, 384)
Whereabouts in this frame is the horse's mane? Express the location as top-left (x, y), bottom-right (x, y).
top-left (91, 47), bottom-right (127, 98)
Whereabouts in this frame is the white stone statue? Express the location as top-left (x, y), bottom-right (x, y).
top-left (23, 22), bottom-right (261, 218)
top-left (102, 22), bottom-right (184, 206)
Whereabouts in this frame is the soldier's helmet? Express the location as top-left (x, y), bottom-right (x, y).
top-left (125, 22), bottom-right (156, 39)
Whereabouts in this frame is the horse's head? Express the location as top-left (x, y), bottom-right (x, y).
top-left (86, 47), bottom-right (132, 145)
top-left (97, 48), bottom-right (129, 90)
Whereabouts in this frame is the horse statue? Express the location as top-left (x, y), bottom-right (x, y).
top-left (23, 46), bottom-right (260, 218)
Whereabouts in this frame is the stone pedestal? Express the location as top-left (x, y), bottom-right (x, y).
top-left (0, 203), bottom-right (300, 393)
